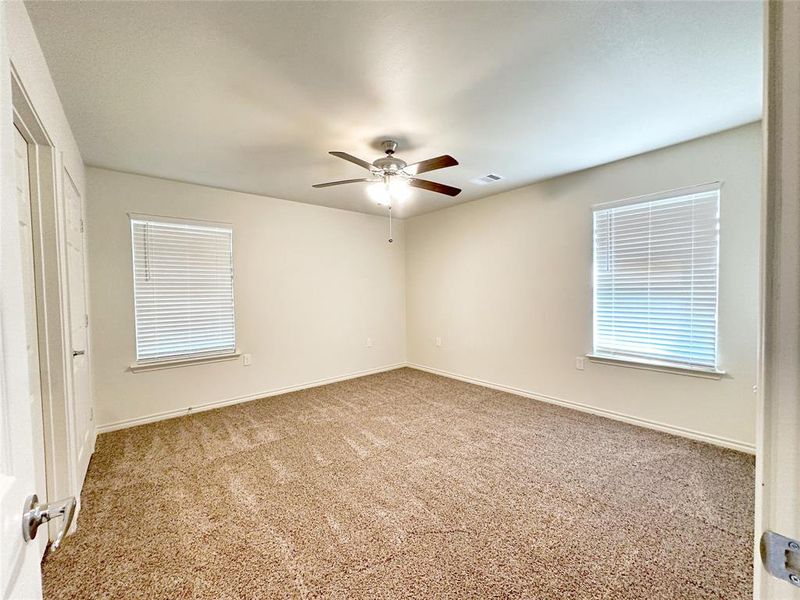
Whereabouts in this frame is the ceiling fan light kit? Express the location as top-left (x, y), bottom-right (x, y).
top-left (367, 178), bottom-right (411, 206)
top-left (313, 140), bottom-right (461, 242)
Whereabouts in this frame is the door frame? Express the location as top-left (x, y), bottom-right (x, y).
top-left (754, 1), bottom-right (800, 598)
top-left (10, 62), bottom-right (88, 538)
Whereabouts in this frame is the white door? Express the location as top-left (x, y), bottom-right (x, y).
top-left (63, 171), bottom-right (91, 479)
top-left (0, 128), bottom-right (48, 599)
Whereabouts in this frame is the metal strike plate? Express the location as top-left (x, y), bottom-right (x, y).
top-left (761, 530), bottom-right (800, 587)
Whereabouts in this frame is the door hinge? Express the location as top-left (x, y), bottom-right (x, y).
top-left (80, 219), bottom-right (84, 233)
top-left (85, 314), bottom-right (89, 327)
top-left (761, 530), bottom-right (800, 587)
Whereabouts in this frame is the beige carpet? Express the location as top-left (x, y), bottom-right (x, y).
top-left (43, 368), bottom-right (754, 599)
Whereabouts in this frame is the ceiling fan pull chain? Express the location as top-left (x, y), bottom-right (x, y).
top-left (388, 205), bottom-right (393, 243)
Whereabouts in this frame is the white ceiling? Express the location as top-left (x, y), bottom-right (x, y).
top-left (26, 1), bottom-right (762, 218)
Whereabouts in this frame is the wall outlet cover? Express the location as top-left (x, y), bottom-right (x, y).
top-left (243, 353), bottom-right (252, 366)
top-left (575, 356), bottom-right (585, 370)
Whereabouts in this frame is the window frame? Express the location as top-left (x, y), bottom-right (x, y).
top-left (588, 182), bottom-right (725, 379)
top-left (128, 213), bottom-right (238, 370)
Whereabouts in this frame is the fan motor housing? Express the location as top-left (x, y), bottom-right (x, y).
top-left (373, 156), bottom-right (407, 172)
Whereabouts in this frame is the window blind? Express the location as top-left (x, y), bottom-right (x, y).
top-left (131, 217), bottom-right (235, 362)
top-left (592, 186), bottom-right (720, 370)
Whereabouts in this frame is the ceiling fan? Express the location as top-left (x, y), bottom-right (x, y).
top-left (313, 140), bottom-right (461, 205)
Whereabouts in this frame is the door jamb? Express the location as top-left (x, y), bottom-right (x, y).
top-left (754, 1), bottom-right (800, 598)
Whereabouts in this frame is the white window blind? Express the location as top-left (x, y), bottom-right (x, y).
top-left (592, 185), bottom-right (720, 370)
top-left (131, 217), bottom-right (235, 362)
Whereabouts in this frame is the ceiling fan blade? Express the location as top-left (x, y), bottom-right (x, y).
top-left (312, 178), bottom-right (370, 188)
top-left (329, 151), bottom-right (375, 171)
top-left (407, 178), bottom-right (462, 197)
top-left (404, 155), bottom-right (458, 176)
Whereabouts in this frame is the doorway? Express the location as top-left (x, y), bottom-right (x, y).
top-left (10, 64), bottom-right (94, 558)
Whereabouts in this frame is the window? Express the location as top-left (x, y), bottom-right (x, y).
top-left (131, 216), bottom-right (235, 363)
top-left (592, 184), bottom-right (720, 372)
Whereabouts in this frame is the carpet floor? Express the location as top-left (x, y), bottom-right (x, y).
top-left (43, 368), bottom-right (754, 599)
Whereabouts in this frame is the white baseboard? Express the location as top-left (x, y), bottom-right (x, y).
top-left (407, 363), bottom-right (756, 455)
top-left (95, 363), bottom-right (407, 433)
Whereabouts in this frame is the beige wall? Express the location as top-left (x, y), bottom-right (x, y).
top-left (87, 168), bottom-right (406, 429)
top-left (405, 123), bottom-right (761, 450)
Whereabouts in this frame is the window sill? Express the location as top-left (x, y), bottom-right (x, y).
top-left (586, 354), bottom-right (725, 380)
top-left (129, 351), bottom-right (241, 373)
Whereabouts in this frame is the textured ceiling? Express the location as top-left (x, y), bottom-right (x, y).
top-left (25, 1), bottom-right (762, 218)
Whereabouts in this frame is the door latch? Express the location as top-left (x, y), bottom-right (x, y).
top-left (761, 530), bottom-right (800, 587)
top-left (22, 494), bottom-right (76, 552)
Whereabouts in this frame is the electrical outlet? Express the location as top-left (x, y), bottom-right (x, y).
top-left (575, 356), bottom-right (585, 370)
top-left (435, 336), bottom-right (442, 347)
top-left (366, 337), bottom-right (373, 348)
top-left (243, 353), bottom-right (252, 366)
